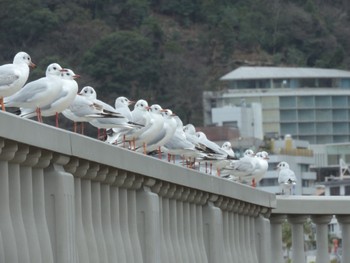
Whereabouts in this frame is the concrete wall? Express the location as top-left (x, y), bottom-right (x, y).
top-left (0, 111), bottom-right (275, 263)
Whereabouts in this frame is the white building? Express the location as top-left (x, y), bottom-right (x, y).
top-left (203, 66), bottom-right (350, 144)
top-left (211, 102), bottom-right (263, 140)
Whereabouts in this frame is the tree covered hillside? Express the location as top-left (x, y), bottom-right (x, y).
top-left (1, 0), bottom-right (350, 125)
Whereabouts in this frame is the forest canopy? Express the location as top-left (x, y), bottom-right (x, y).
top-left (1, 0), bottom-right (350, 125)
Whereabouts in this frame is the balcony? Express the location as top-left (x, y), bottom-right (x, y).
top-left (1, 111), bottom-right (350, 263)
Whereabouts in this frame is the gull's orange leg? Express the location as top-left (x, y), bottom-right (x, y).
top-left (55, 112), bottom-right (59, 127)
top-left (0, 97), bottom-right (5, 111)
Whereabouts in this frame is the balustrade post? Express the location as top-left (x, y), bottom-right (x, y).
top-left (111, 170), bottom-right (128, 263)
top-left (21, 146), bottom-right (43, 263)
top-left (163, 184), bottom-right (178, 263)
top-left (311, 215), bottom-right (333, 263)
top-left (169, 185), bottom-right (184, 263)
top-left (336, 215), bottom-right (350, 263)
top-left (180, 188), bottom-right (196, 262)
top-left (203, 194), bottom-right (224, 262)
top-left (227, 199), bottom-right (239, 263)
top-left (124, 173), bottom-right (144, 263)
top-left (232, 201), bottom-right (244, 263)
top-left (7, 142), bottom-right (30, 263)
top-left (0, 139), bottom-right (19, 263)
top-left (270, 214), bottom-right (286, 263)
top-left (44, 153), bottom-right (76, 263)
top-left (256, 212), bottom-right (272, 263)
top-left (288, 215), bottom-right (308, 263)
top-left (65, 158), bottom-right (91, 263)
top-left (32, 149), bottom-right (54, 263)
top-left (90, 163), bottom-right (109, 263)
top-left (100, 168), bottom-right (119, 263)
top-left (94, 165), bottom-right (118, 263)
top-left (194, 191), bottom-right (209, 263)
top-left (136, 178), bottom-right (161, 263)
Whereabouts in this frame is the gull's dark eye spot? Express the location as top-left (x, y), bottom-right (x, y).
top-left (53, 67), bottom-right (57, 70)
top-left (84, 90), bottom-right (88, 93)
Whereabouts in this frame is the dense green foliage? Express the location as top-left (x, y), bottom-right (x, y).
top-left (1, 0), bottom-right (350, 125)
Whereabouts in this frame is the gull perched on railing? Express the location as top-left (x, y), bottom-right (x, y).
top-left (162, 117), bottom-right (204, 164)
top-left (5, 63), bottom-right (65, 122)
top-left (222, 149), bottom-right (259, 186)
top-left (277, 161), bottom-right (297, 195)
top-left (141, 107), bottom-right (177, 158)
top-left (0, 51), bottom-right (35, 111)
top-left (19, 68), bottom-right (80, 127)
top-left (62, 87), bottom-right (124, 133)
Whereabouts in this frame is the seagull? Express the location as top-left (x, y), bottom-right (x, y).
top-left (62, 88), bottom-right (122, 133)
top-left (4, 63), bottom-right (65, 122)
top-left (277, 161), bottom-right (297, 195)
top-left (142, 107), bottom-right (177, 158)
top-left (240, 151), bottom-right (269, 187)
top-left (183, 124), bottom-right (200, 147)
top-left (114, 96), bottom-right (134, 122)
top-left (205, 141), bottom-right (238, 177)
top-left (223, 149), bottom-right (259, 185)
top-left (19, 68), bottom-right (80, 127)
top-left (0, 51), bottom-right (35, 111)
top-left (105, 96), bottom-right (137, 144)
top-left (78, 87), bottom-right (138, 135)
top-left (120, 100), bottom-right (164, 153)
top-left (194, 132), bottom-right (237, 175)
top-left (162, 116), bottom-right (201, 163)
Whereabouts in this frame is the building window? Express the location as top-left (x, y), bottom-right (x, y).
top-left (280, 96), bottom-right (296, 108)
top-left (302, 180), bottom-right (310, 187)
top-left (259, 178), bottom-right (278, 186)
top-left (345, 185), bottom-right (350, 195)
top-left (328, 155), bottom-right (340, 165)
top-left (330, 186), bottom-right (340, 196)
top-left (268, 163), bottom-right (279, 171)
top-left (300, 164), bottom-right (309, 172)
top-left (297, 96), bottom-right (314, 108)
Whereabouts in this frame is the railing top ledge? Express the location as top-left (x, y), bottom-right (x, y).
top-left (272, 195), bottom-right (350, 215)
top-left (0, 111), bottom-right (276, 209)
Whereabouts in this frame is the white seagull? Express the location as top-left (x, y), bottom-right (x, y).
top-left (277, 161), bottom-right (297, 195)
top-left (78, 86), bottom-right (138, 133)
top-left (240, 151), bottom-right (269, 187)
top-left (62, 88), bottom-right (122, 133)
top-left (143, 107), bottom-right (177, 157)
top-left (162, 116), bottom-right (199, 162)
top-left (223, 149), bottom-right (259, 185)
top-left (0, 51), bottom-right (35, 111)
top-left (5, 63), bottom-right (65, 122)
top-left (19, 68), bottom-right (80, 127)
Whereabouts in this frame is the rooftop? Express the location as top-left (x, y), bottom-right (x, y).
top-left (220, 66), bottom-right (350, 80)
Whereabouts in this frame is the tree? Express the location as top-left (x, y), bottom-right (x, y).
top-left (82, 31), bottom-right (161, 101)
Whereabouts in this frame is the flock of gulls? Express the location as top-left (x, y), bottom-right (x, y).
top-left (0, 51), bottom-right (297, 195)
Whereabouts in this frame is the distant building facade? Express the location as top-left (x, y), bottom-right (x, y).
top-left (203, 66), bottom-right (350, 144)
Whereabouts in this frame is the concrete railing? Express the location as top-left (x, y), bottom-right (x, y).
top-left (271, 196), bottom-right (350, 263)
top-left (0, 111), bottom-right (276, 263)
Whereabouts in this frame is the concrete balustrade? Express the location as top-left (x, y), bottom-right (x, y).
top-left (0, 111), bottom-right (275, 263)
top-left (272, 196), bottom-right (350, 263)
top-left (2, 111), bottom-right (350, 262)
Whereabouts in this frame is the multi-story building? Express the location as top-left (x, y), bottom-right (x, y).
top-left (203, 66), bottom-right (350, 144)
